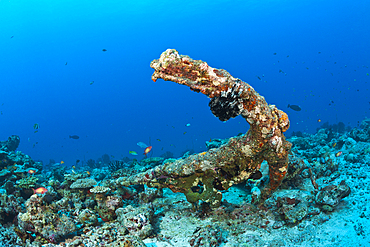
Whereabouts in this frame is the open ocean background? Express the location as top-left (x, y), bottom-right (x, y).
top-left (1, 0), bottom-right (369, 166)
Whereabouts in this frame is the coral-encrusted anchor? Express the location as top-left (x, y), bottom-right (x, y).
top-left (117, 49), bottom-right (292, 207)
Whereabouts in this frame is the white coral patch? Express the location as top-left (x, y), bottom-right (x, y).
top-left (200, 62), bottom-right (208, 71)
top-left (279, 166), bottom-right (287, 172)
top-left (200, 160), bottom-right (213, 171)
top-left (261, 127), bottom-right (270, 135)
top-left (270, 136), bottom-right (283, 153)
top-left (241, 145), bottom-right (252, 156)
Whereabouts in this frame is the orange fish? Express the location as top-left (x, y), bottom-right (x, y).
top-left (335, 151), bottom-right (342, 157)
top-left (33, 187), bottom-right (48, 194)
top-left (144, 146), bottom-right (152, 157)
top-left (61, 161), bottom-right (65, 164)
top-left (28, 169), bottom-right (36, 175)
top-left (86, 171), bottom-right (90, 175)
top-left (332, 143), bottom-right (337, 148)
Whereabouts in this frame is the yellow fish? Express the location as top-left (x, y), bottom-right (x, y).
top-left (60, 161), bottom-right (65, 164)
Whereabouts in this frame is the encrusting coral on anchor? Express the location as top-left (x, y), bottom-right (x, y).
top-left (117, 49), bottom-right (292, 207)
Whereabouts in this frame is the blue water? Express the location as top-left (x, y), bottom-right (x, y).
top-left (1, 0), bottom-right (369, 165)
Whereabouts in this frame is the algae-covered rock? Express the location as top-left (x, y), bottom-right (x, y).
top-left (79, 209), bottom-right (98, 226)
top-left (116, 204), bottom-right (154, 239)
top-left (205, 138), bottom-right (229, 150)
top-left (315, 180), bottom-right (351, 207)
top-left (0, 135), bottom-right (20, 152)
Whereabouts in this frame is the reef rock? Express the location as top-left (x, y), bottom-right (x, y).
top-left (0, 135), bottom-right (20, 152)
top-left (315, 180), bottom-right (351, 208)
top-left (116, 204), bottom-right (154, 239)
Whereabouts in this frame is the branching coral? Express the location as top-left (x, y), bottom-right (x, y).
top-left (117, 49), bottom-right (292, 207)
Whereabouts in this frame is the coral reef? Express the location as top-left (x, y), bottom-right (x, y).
top-left (0, 51), bottom-right (367, 246)
top-left (17, 194), bottom-right (77, 244)
top-left (0, 223), bottom-right (23, 246)
top-left (61, 222), bottom-right (146, 246)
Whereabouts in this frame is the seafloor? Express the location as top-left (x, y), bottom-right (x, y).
top-left (0, 120), bottom-right (370, 247)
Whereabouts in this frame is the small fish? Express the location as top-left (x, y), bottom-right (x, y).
top-left (65, 62), bottom-right (68, 65)
top-left (332, 143), bottom-right (337, 148)
top-left (61, 161), bottom-right (65, 164)
top-left (186, 123), bottom-right (191, 127)
top-left (273, 52), bottom-right (277, 55)
top-left (367, 73), bottom-right (369, 76)
top-left (287, 104), bottom-right (302, 111)
top-left (33, 187), bottom-right (48, 194)
top-left (102, 49), bottom-right (107, 52)
top-left (10, 36), bottom-right (14, 38)
top-left (183, 132), bottom-right (187, 135)
top-left (335, 151), bottom-right (342, 157)
top-left (33, 123), bottom-right (40, 129)
top-left (86, 171), bottom-right (91, 175)
top-left (156, 139), bottom-right (161, 141)
top-left (72, 165), bottom-right (76, 169)
top-left (137, 142), bottom-right (148, 148)
top-left (129, 151), bottom-right (138, 155)
top-left (317, 119), bottom-right (321, 122)
top-left (144, 146), bottom-right (152, 157)
top-left (69, 135), bottom-right (80, 139)
top-left (34, 130), bottom-right (38, 133)
top-left (76, 159), bottom-right (80, 164)
top-left (90, 81), bottom-right (94, 85)
top-left (28, 169), bottom-right (37, 175)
